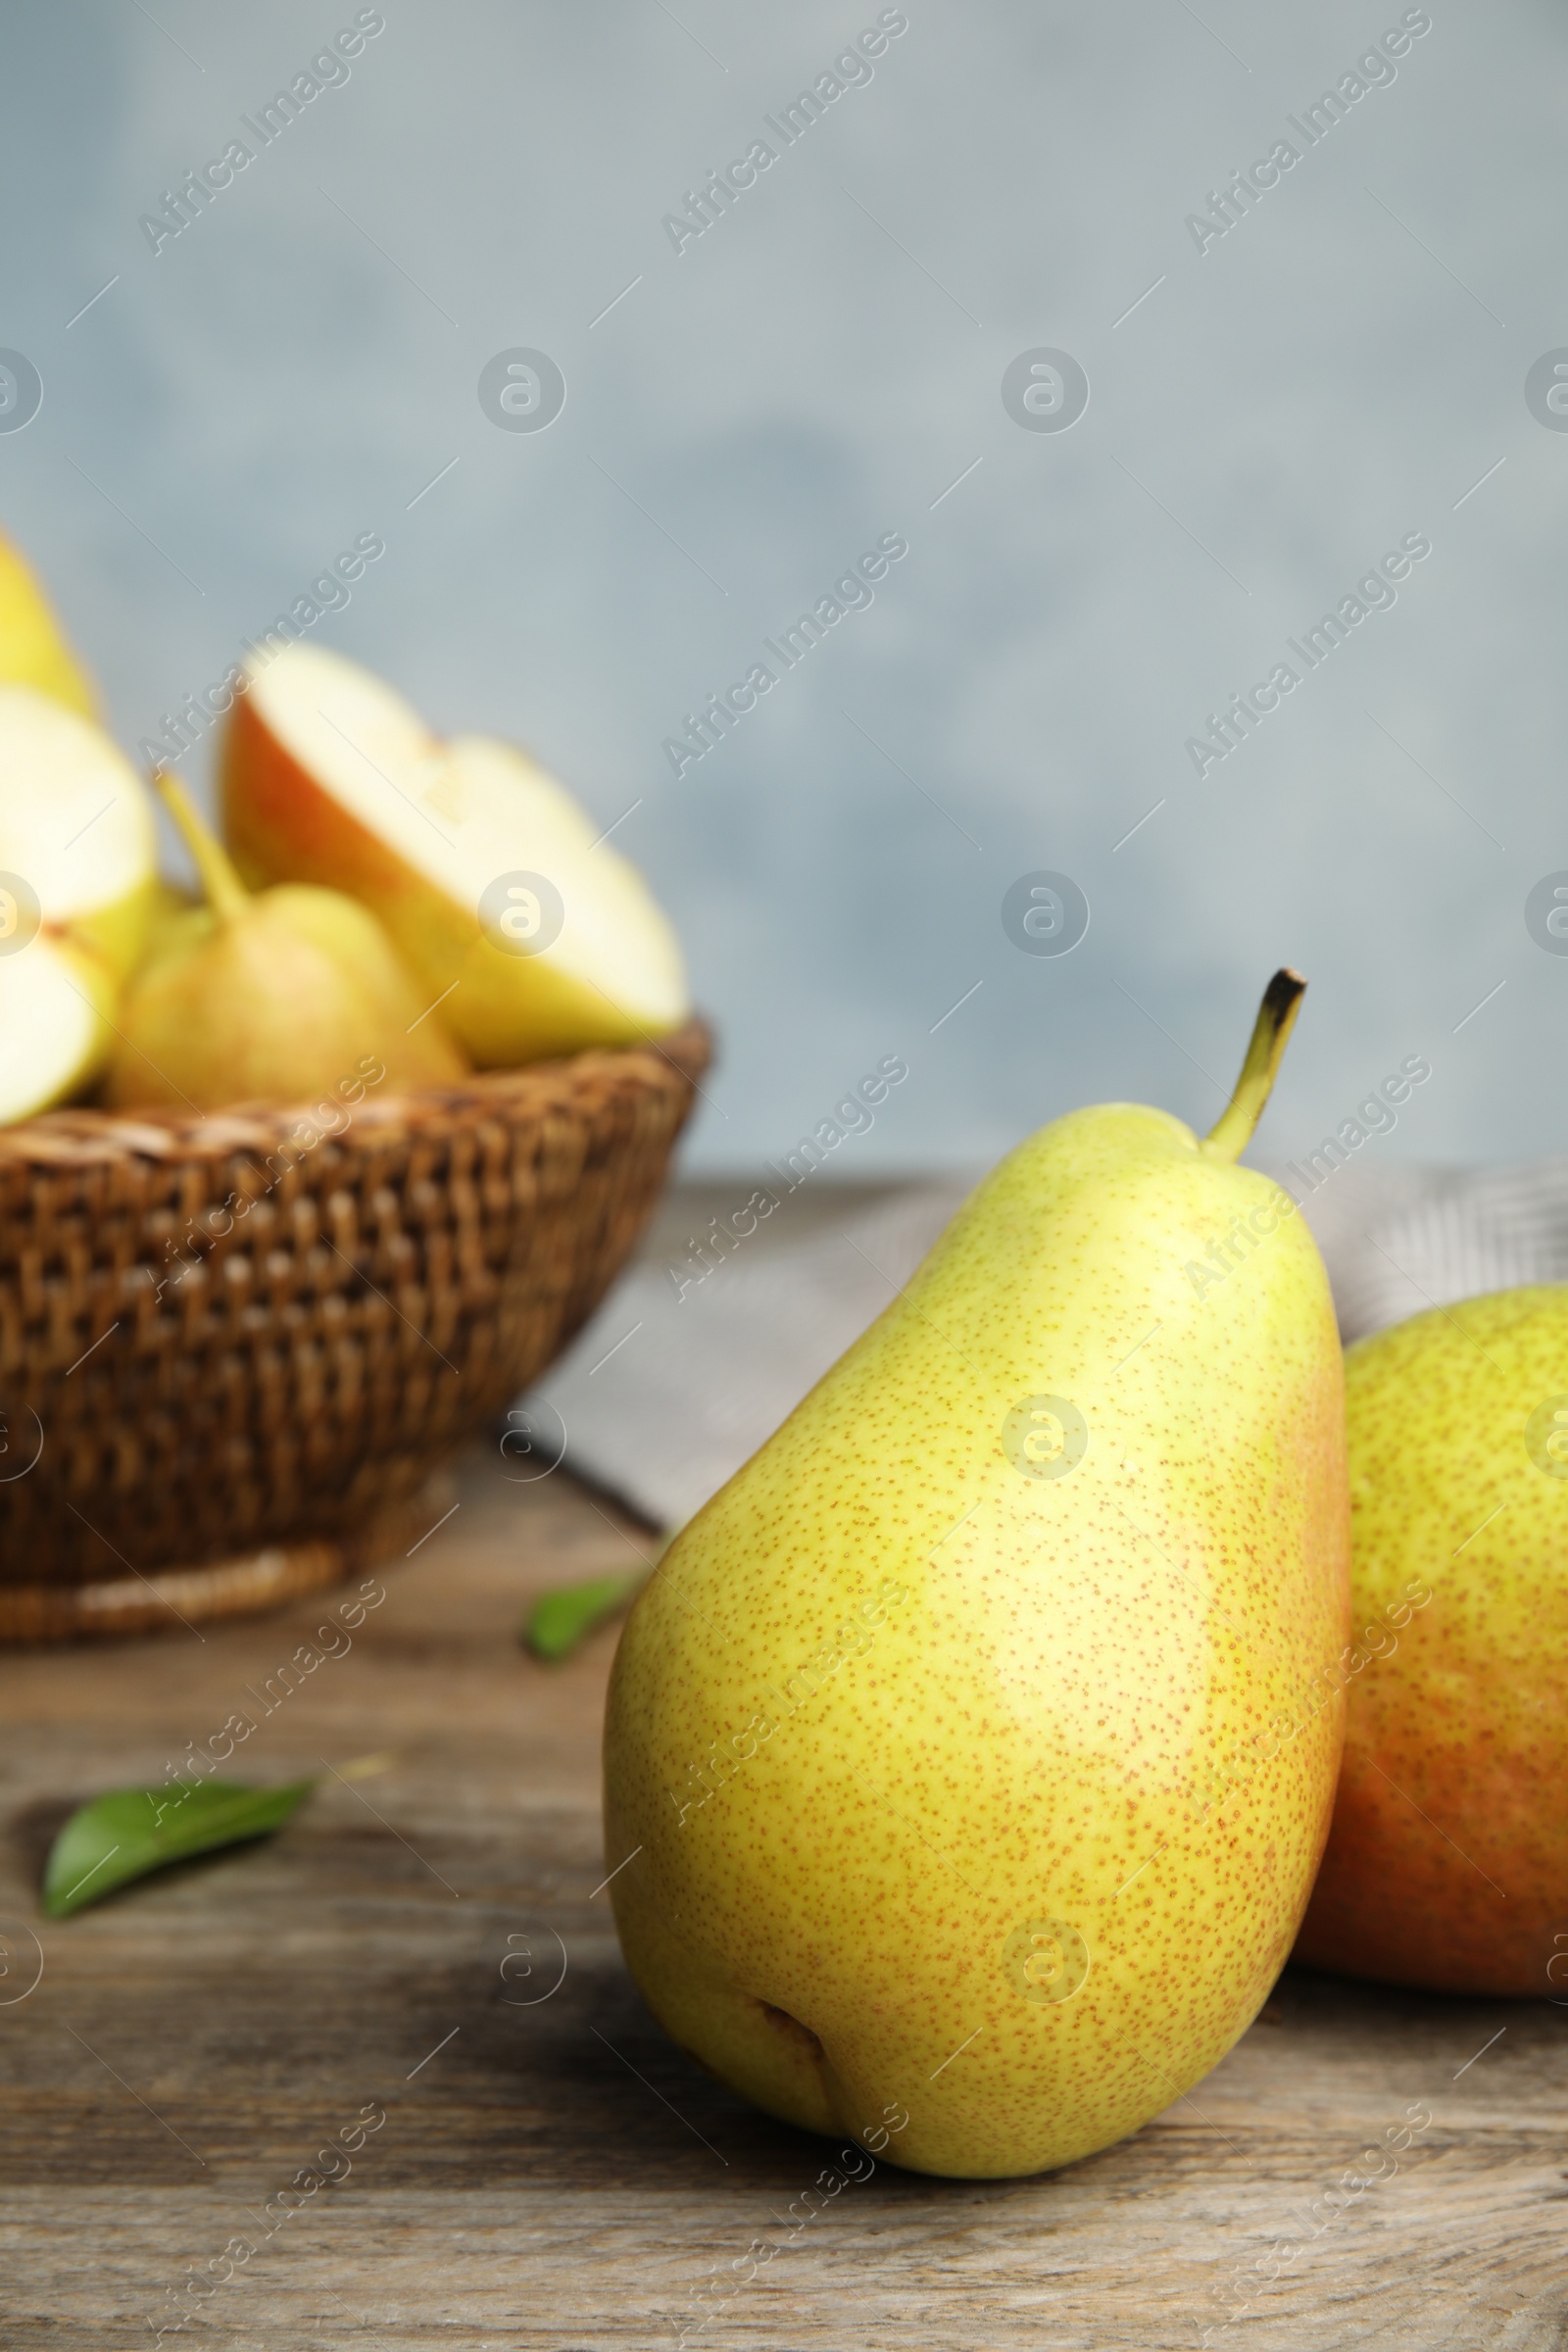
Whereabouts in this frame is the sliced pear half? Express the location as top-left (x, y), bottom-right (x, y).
top-left (220, 642), bottom-right (689, 1065)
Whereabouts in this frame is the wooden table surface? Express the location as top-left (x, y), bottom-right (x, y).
top-left (2, 1190), bottom-right (1565, 2350)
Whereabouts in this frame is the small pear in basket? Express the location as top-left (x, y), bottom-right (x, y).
top-left (133, 875), bottom-right (199, 973)
top-left (108, 773), bottom-right (469, 1113)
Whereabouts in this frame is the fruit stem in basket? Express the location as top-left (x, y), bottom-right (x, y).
top-left (154, 767), bottom-right (251, 924)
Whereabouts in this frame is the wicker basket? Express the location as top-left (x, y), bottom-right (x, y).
top-left (0, 1020), bottom-right (710, 1640)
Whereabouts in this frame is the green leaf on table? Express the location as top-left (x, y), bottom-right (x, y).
top-left (41, 1776), bottom-right (317, 1919)
top-left (523, 1568), bottom-right (648, 1662)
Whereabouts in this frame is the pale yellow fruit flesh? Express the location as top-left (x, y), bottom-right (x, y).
top-left (0, 686), bottom-right (156, 979)
top-left (0, 933), bottom-right (115, 1122)
top-left (605, 1103), bottom-right (1349, 2179)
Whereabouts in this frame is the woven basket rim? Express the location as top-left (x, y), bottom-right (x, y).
top-left (0, 1017), bottom-right (712, 1168)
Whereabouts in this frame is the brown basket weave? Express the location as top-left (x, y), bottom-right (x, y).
top-left (0, 1021), bottom-right (709, 1639)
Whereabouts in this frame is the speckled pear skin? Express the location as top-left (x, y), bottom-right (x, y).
top-left (604, 1102), bottom-right (1349, 2179)
top-left (1295, 1287), bottom-right (1568, 1997)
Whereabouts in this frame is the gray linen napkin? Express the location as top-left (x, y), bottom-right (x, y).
top-left (521, 1157), bottom-right (1568, 1531)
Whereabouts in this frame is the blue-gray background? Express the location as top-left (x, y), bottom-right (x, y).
top-left (2, 0), bottom-right (1561, 1173)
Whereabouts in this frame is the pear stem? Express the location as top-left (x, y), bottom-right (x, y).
top-left (154, 769), bottom-right (251, 925)
top-left (1201, 969), bottom-right (1306, 1163)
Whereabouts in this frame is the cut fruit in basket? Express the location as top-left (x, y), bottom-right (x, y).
top-left (0, 933), bottom-right (117, 1122)
top-left (108, 770), bottom-right (469, 1112)
top-left (220, 642), bottom-right (689, 1066)
top-left (0, 530), bottom-right (99, 717)
top-left (0, 685), bottom-right (157, 978)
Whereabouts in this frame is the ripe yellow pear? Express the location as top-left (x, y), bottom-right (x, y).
top-left (1296, 1287), bottom-right (1568, 1996)
top-left (604, 974), bottom-right (1350, 2179)
top-left (108, 773), bottom-right (468, 1111)
top-left (0, 530), bottom-right (98, 716)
